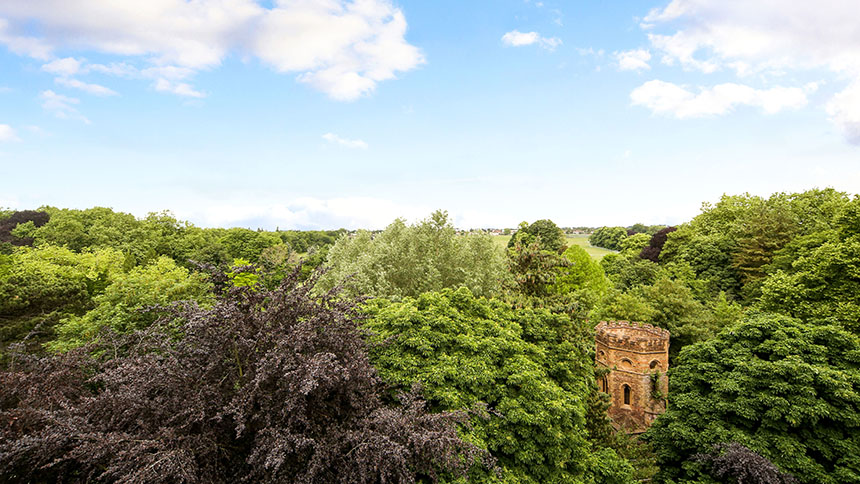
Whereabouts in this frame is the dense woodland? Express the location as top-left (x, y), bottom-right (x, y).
top-left (2, 188), bottom-right (860, 483)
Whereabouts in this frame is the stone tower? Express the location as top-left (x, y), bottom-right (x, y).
top-left (595, 321), bottom-right (670, 434)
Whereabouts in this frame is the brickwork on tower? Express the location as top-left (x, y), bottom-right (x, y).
top-left (595, 321), bottom-right (670, 434)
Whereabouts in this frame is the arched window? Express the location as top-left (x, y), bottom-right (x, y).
top-left (650, 360), bottom-right (660, 370)
top-left (620, 358), bottom-right (633, 369)
top-left (600, 376), bottom-right (608, 393)
top-left (623, 385), bottom-right (631, 405)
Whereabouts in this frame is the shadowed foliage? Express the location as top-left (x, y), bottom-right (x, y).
top-left (0, 269), bottom-right (487, 483)
top-left (639, 226), bottom-right (676, 263)
top-left (0, 210), bottom-right (50, 248)
top-left (695, 443), bottom-right (797, 484)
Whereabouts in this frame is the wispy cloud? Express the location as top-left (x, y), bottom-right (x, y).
top-left (502, 30), bottom-right (562, 51)
top-left (39, 90), bottom-right (90, 123)
top-left (322, 133), bottom-right (368, 149)
top-left (55, 77), bottom-right (118, 96)
top-left (154, 79), bottom-right (205, 98)
top-left (631, 80), bottom-right (808, 118)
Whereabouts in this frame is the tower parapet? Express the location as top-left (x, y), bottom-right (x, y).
top-left (595, 321), bottom-right (669, 433)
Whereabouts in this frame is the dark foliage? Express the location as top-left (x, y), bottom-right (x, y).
top-left (0, 268), bottom-right (486, 483)
top-left (0, 210), bottom-right (50, 246)
top-left (695, 443), bottom-right (797, 484)
top-left (639, 226), bottom-right (676, 262)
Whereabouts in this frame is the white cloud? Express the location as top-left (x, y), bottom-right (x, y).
top-left (39, 90), bottom-right (90, 123)
top-left (322, 132), bottom-right (368, 149)
top-left (0, 0), bottom-right (423, 101)
top-left (631, 79), bottom-right (808, 118)
top-left (0, 124), bottom-right (20, 142)
top-left (41, 57), bottom-right (84, 76)
top-left (644, 0), bottom-right (860, 75)
top-left (0, 18), bottom-right (51, 59)
top-left (501, 30), bottom-right (562, 50)
top-left (827, 81), bottom-right (860, 145)
top-left (154, 79), bottom-right (205, 98)
top-left (616, 49), bottom-right (651, 71)
top-left (183, 196), bottom-right (432, 230)
top-left (639, 0), bottom-right (860, 144)
top-left (55, 77), bottom-right (118, 96)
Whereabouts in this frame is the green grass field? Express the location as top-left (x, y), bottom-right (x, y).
top-left (491, 234), bottom-right (616, 260)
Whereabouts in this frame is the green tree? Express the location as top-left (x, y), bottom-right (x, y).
top-left (549, 245), bottom-right (610, 310)
top-left (0, 246), bottom-right (124, 318)
top-left (758, 197), bottom-right (860, 334)
top-left (619, 233), bottom-right (651, 255)
top-left (589, 227), bottom-right (627, 251)
top-left (48, 256), bottom-right (213, 351)
top-left (591, 289), bottom-right (657, 324)
top-left (320, 211), bottom-right (506, 299)
top-left (508, 219), bottom-right (567, 253)
top-left (363, 288), bottom-right (632, 484)
top-left (646, 313), bottom-right (860, 484)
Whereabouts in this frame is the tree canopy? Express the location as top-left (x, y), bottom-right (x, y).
top-left (507, 219), bottom-right (567, 253)
top-left (646, 313), bottom-right (860, 484)
top-left (362, 288), bottom-right (633, 484)
top-left (1, 271), bottom-right (485, 483)
top-left (589, 227), bottom-right (627, 251)
top-left (320, 210), bottom-right (507, 299)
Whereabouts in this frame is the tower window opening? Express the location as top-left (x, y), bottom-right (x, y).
top-left (623, 385), bottom-right (631, 405)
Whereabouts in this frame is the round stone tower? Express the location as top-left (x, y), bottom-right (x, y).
top-left (595, 320), bottom-right (670, 434)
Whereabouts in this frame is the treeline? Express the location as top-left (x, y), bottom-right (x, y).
top-left (2, 190), bottom-right (860, 483)
top-left (588, 224), bottom-right (667, 251)
top-left (0, 207), bottom-right (343, 351)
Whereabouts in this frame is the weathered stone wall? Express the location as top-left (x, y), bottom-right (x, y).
top-left (595, 321), bottom-right (669, 434)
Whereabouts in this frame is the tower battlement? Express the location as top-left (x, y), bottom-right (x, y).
top-left (596, 321), bottom-right (670, 354)
top-left (595, 320), bottom-right (670, 434)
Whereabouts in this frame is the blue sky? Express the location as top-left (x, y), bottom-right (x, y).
top-left (1, 0), bottom-right (859, 229)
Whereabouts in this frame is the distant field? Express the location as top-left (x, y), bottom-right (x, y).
top-left (491, 234), bottom-right (616, 260)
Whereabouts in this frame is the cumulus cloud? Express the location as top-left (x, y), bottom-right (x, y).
top-left (0, 124), bottom-right (19, 142)
top-left (638, 0), bottom-right (860, 144)
top-left (322, 132), bottom-right (368, 149)
top-left (501, 30), bottom-right (562, 50)
top-left (631, 80), bottom-right (808, 118)
top-left (0, 0), bottom-right (423, 101)
top-left (39, 90), bottom-right (90, 123)
top-left (616, 49), bottom-right (651, 71)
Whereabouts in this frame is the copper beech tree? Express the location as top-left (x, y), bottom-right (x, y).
top-left (0, 268), bottom-right (488, 483)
